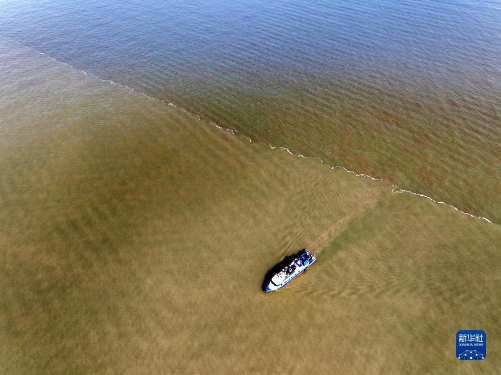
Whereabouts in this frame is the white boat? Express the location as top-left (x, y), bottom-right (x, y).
top-left (263, 249), bottom-right (316, 292)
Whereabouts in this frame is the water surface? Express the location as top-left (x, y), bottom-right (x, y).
top-left (1, 0), bottom-right (500, 221)
top-left (2, 1), bottom-right (501, 373)
top-left (1, 38), bottom-right (501, 375)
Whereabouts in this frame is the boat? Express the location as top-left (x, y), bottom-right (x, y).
top-left (262, 249), bottom-right (316, 292)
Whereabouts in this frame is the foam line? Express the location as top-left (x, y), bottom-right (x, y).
top-left (5, 37), bottom-right (496, 226)
top-left (220, 129), bottom-right (495, 226)
top-left (391, 187), bottom-right (493, 223)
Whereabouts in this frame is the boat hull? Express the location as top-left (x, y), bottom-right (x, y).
top-left (263, 249), bottom-right (316, 292)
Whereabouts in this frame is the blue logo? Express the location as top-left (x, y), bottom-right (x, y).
top-left (456, 330), bottom-right (486, 360)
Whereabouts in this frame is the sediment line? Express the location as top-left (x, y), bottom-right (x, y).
top-left (212, 124), bottom-right (496, 226)
top-left (391, 187), bottom-right (493, 224)
top-left (4, 37), bottom-right (496, 227)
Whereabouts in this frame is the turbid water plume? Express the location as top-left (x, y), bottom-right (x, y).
top-left (2, 39), bottom-right (501, 375)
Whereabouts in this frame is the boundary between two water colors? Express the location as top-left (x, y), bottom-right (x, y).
top-left (2, 36), bottom-right (494, 227)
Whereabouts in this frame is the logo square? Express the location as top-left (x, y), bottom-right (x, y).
top-left (456, 330), bottom-right (486, 360)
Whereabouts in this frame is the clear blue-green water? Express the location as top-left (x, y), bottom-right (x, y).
top-left (1, 0), bottom-right (500, 221)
